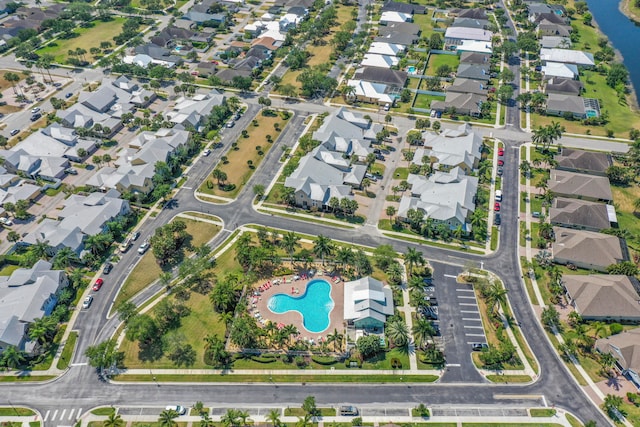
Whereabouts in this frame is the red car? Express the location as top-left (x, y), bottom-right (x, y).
top-left (498, 159), bottom-right (504, 166)
top-left (92, 278), bottom-right (104, 291)
top-left (498, 149), bottom-right (504, 156)
top-left (494, 202), bottom-right (501, 212)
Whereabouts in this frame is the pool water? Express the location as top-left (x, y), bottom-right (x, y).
top-left (407, 66), bottom-right (417, 74)
top-left (267, 279), bottom-right (334, 333)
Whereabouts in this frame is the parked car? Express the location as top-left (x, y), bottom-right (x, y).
top-left (92, 278), bottom-right (104, 291)
top-left (65, 93), bottom-right (73, 98)
top-left (138, 240), bottom-right (150, 254)
top-left (339, 406), bottom-right (359, 416)
top-left (102, 263), bottom-right (113, 275)
top-left (0, 217), bottom-right (13, 226)
top-left (494, 202), bottom-right (501, 212)
top-left (494, 213), bottom-right (501, 225)
top-left (472, 343), bottom-right (489, 351)
top-left (497, 167), bottom-right (503, 176)
top-left (165, 406), bottom-right (187, 415)
top-left (498, 148), bottom-right (504, 156)
top-left (226, 121), bottom-right (235, 128)
top-left (10, 129), bottom-right (19, 136)
top-left (425, 296), bottom-right (438, 306)
top-left (82, 295), bottom-right (93, 309)
top-left (497, 159), bottom-right (504, 166)
top-left (202, 149), bottom-right (211, 157)
top-left (495, 190), bottom-right (502, 202)
top-left (383, 103), bottom-right (390, 111)
top-left (131, 231), bottom-right (141, 241)
top-left (532, 211), bottom-right (541, 218)
top-left (31, 107), bottom-right (40, 114)
top-left (30, 113), bottom-right (41, 122)
top-left (65, 168), bottom-right (78, 175)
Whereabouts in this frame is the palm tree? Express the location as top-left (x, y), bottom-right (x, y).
top-left (485, 282), bottom-right (508, 316)
top-left (53, 247), bottom-right (79, 269)
top-left (547, 121), bottom-right (565, 146)
top-left (592, 321), bottom-right (607, 339)
top-left (28, 315), bottom-right (56, 344)
top-left (386, 319), bottom-right (410, 348)
top-left (600, 352), bottom-right (617, 376)
top-left (326, 328), bottom-right (344, 352)
top-left (295, 414), bottom-right (312, 427)
top-left (334, 246), bottom-right (354, 272)
top-left (386, 205), bottom-right (396, 222)
top-left (158, 410), bottom-right (179, 427)
top-left (531, 125), bottom-right (550, 150)
top-left (281, 231), bottom-right (300, 262)
top-left (29, 239), bottom-right (50, 261)
top-left (221, 409), bottom-right (240, 427)
top-left (1, 345), bottom-right (25, 369)
top-left (282, 324), bottom-right (298, 347)
top-left (266, 409), bottom-right (281, 427)
top-left (237, 410), bottom-right (251, 426)
top-left (386, 262), bottom-right (404, 288)
top-left (313, 235), bottom-right (334, 266)
top-left (403, 248), bottom-right (425, 277)
top-left (212, 169), bottom-right (227, 186)
top-left (412, 318), bottom-right (436, 350)
top-left (104, 412), bottom-right (124, 427)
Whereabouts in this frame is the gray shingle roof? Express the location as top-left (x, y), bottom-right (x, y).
top-left (550, 197), bottom-right (611, 231)
top-left (564, 275), bottom-right (640, 320)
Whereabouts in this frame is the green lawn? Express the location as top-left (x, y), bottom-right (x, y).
top-left (113, 373), bottom-right (438, 383)
top-left (485, 374), bottom-right (532, 383)
top-left (530, 408), bottom-right (557, 417)
top-left (0, 263), bottom-right (20, 276)
top-left (90, 408), bottom-right (115, 416)
top-left (413, 94), bottom-right (445, 110)
top-left (425, 54), bottom-right (460, 77)
top-left (56, 331), bottom-right (78, 370)
top-left (36, 18), bottom-right (126, 64)
top-left (284, 408), bottom-right (336, 416)
top-left (0, 408), bottom-right (35, 416)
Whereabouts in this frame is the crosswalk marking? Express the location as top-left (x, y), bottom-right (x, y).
top-left (68, 408), bottom-right (75, 420)
top-left (44, 411), bottom-right (50, 421)
top-left (60, 409), bottom-right (66, 420)
top-left (52, 410), bottom-right (58, 421)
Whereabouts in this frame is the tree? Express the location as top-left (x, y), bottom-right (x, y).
top-left (1, 345), bottom-right (25, 369)
top-left (499, 68), bottom-right (515, 83)
top-left (497, 84), bottom-right (514, 104)
top-left (386, 205), bottom-right (397, 222)
top-left (158, 409), bottom-right (179, 427)
top-left (266, 409), bottom-right (281, 427)
top-left (28, 315), bottom-right (56, 345)
top-left (84, 339), bottom-right (123, 370)
top-left (603, 394), bottom-right (625, 421)
top-left (253, 184), bottom-right (265, 198)
top-left (204, 334), bottom-right (229, 368)
top-left (541, 306), bottom-right (560, 330)
top-left (356, 335), bottom-right (381, 359)
top-left (607, 63), bottom-right (628, 88)
top-left (412, 318), bottom-right (436, 349)
top-left (313, 235), bottom-right (334, 265)
top-left (221, 409), bottom-right (240, 427)
top-left (429, 33), bottom-right (442, 50)
top-left (403, 248), bottom-right (425, 277)
top-left (302, 396), bottom-right (318, 416)
top-left (7, 230), bottom-right (19, 242)
top-left (118, 301), bottom-right (137, 324)
top-left (484, 282), bottom-right (508, 316)
top-left (326, 328), bottom-right (344, 352)
top-left (385, 319), bottom-right (410, 348)
top-left (104, 413), bottom-right (125, 427)
top-left (212, 169), bottom-right (227, 186)
top-left (607, 261), bottom-right (639, 275)
top-left (281, 231), bottom-right (300, 262)
top-left (52, 247), bottom-right (79, 269)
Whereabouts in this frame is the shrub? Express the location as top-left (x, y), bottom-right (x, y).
top-left (609, 323), bottom-right (623, 335)
top-left (627, 392), bottom-right (640, 407)
top-left (390, 357), bottom-right (402, 369)
top-left (311, 355), bottom-right (337, 365)
top-left (221, 184), bottom-right (236, 192)
top-left (295, 355), bottom-right (307, 368)
top-left (351, 417), bottom-right (362, 426)
top-left (206, 180), bottom-right (213, 189)
top-left (251, 354), bottom-right (278, 363)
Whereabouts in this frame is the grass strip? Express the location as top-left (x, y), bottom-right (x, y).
top-left (113, 374), bottom-right (438, 383)
top-left (56, 331), bottom-right (78, 370)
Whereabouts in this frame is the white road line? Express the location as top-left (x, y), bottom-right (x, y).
top-left (52, 410), bottom-right (58, 421)
top-left (78, 409), bottom-right (83, 419)
top-left (446, 363), bottom-right (461, 367)
top-left (459, 303), bottom-right (478, 306)
top-left (461, 310), bottom-right (479, 313)
top-left (464, 325), bottom-right (484, 329)
top-left (455, 288), bottom-right (474, 292)
top-left (44, 411), bottom-right (50, 421)
top-left (70, 362), bottom-right (88, 366)
top-left (444, 274), bottom-right (457, 279)
top-left (60, 409), bottom-right (66, 420)
top-left (457, 295), bottom-right (476, 299)
top-left (467, 341), bottom-right (487, 344)
top-left (183, 186), bottom-right (193, 190)
top-left (462, 317), bottom-right (481, 321)
top-left (68, 409), bottom-right (75, 420)
top-left (466, 333), bottom-right (485, 337)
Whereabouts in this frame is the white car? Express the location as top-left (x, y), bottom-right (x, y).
top-left (202, 149), bottom-right (211, 157)
top-left (82, 295), bottom-right (93, 309)
top-left (138, 241), bottom-right (150, 254)
top-left (165, 406), bottom-right (187, 415)
top-left (31, 107), bottom-right (40, 114)
top-left (0, 217), bottom-right (13, 226)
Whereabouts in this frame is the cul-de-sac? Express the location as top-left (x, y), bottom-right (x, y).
top-left (0, 0), bottom-right (639, 425)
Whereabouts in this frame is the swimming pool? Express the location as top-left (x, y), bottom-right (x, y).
top-left (267, 279), bottom-right (334, 333)
top-left (407, 66), bottom-right (417, 74)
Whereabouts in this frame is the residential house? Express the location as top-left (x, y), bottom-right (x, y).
top-left (450, 8), bottom-right (487, 20)
top-left (546, 93), bottom-right (600, 119)
top-left (0, 149), bottom-right (69, 181)
top-left (347, 79), bottom-right (397, 105)
top-left (412, 125), bottom-right (482, 172)
top-left (540, 36), bottom-right (571, 49)
top-left (374, 32), bottom-right (419, 47)
top-left (381, 1), bottom-right (426, 15)
top-left (378, 22), bottom-right (421, 37)
top-left (541, 62), bottom-right (578, 80)
top-left (527, 2), bottom-right (551, 17)
top-left (0, 179), bottom-right (40, 208)
top-left (446, 78), bottom-right (489, 95)
top-left (0, 260), bottom-right (68, 354)
top-left (595, 329), bottom-right (640, 388)
top-left (430, 92), bottom-right (487, 116)
top-left (23, 190), bottom-right (131, 256)
top-left (197, 61), bottom-right (218, 77)
top-left (166, 90), bottom-right (226, 130)
top-left (133, 44), bottom-right (184, 67)
top-left (215, 67), bottom-right (252, 83)
top-left (379, 11), bottom-right (412, 24)
top-left (565, 275), bottom-right (640, 321)
top-left (251, 36), bottom-right (282, 51)
top-left (343, 276), bottom-right (394, 331)
top-left (11, 124), bottom-right (97, 163)
top-left (544, 77), bottom-right (583, 96)
top-left (367, 41), bottom-right (406, 57)
top-left (555, 148), bottom-right (612, 176)
top-left (456, 63), bottom-right (491, 81)
top-left (181, 10), bottom-right (227, 24)
top-left (151, 26), bottom-right (196, 48)
top-left (540, 48), bottom-right (595, 67)
top-left (548, 169), bottom-right (613, 203)
top-left (361, 53), bottom-right (399, 69)
top-left (353, 67), bottom-right (407, 90)
top-left (456, 40), bottom-right (493, 54)
top-left (459, 52), bottom-right (491, 65)
top-left (550, 198), bottom-right (615, 231)
top-left (551, 227), bottom-right (629, 271)
top-left (444, 27), bottom-right (493, 47)
top-left (398, 167), bottom-right (478, 232)
top-left (451, 17), bottom-right (491, 29)
top-left (537, 20), bottom-right (571, 37)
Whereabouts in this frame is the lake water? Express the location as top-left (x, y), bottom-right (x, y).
top-left (585, 0), bottom-right (640, 104)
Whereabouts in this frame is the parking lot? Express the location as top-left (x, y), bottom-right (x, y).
top-left (429, 262), bottom-right (487, 383)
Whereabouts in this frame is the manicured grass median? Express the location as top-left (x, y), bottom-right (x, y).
top-left (0, 408), bottom-right (35, 416)
top-left (90, 407), bottom-right (115, 416)
top-left (530, 408), bottom-right (557, 417)
top-left (56, 331), bottom-right (78, 370)
top-left (285, 408), bottom-right (336, 416)
top-left (113, 374), bottom-right (438, 383)
top-left (0, 376), bottom-right (55, 383)
top-left (485, 374), bottom-right (532, 383)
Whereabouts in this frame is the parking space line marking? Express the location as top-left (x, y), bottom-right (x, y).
top-left (44, 411), bottom-right (50, 421)
top-left (444, 274), bottom-right (457, 278)
top-left (455, 288), bottom-right (474, 292)
top-left (466, 333), bottom-right (485, 337)
top-left (464, 325), bottom-right (484, 329)
top-left (462, 317), bottom-right (481, 321)
top-left (459, 303), bottom-right (478, 306)
top-left (52, 410), bottom-right (58, 421)
top-left (467, 341), bottom-right (487, 344)
top-left (457, 295), bottom-right (476, 299)
top-left (461, 310), bottom-right (479, 313)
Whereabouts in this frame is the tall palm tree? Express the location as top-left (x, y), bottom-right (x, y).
top-left (52, 247), bottom-right (79, 269)
top-left (600, 352), bottom-right (617, 376)
top-left (386, 262), bottom-right (404, 288)
top-left (158, 410), bottom-right (179, 427)
top-left (281, 231), bottom-right (300, 262)
top-left (1, 345), bottom-right (25, 369)
top-left (237, 410), bottom-right (251, 426)
top-left (485, 282), bottom-right (508, 316)
top-left (334, 246), bottom-right (354, 272)
top-left (531, 125), bottom-right (549, 150)
top-left (28, 315), bottom-right (56, 344)
top-left (266, 409), bottom-right (281, 427)
top-left (385, 319), bottom-right (410, 348)
top-left (313, 235), bottom-right (334, 266)
top-left (296, 414), bottom-right (312, 427)
top-left (282, 324), bottom-right (298, 347)
top-left (104, 412), bottom-right (124, 427)
top-left (412, 318), bottom-right (436, 350)
top-left (592, 321), bottom-right (608, 339)
top-left (326, 328), bottom-right (344, 352)
top-left (221, 409), bottom-right (240, 427)
top-left (403, 248), bottom-right (425, 277)
top-left (29, 239), bottom-right (50, 261)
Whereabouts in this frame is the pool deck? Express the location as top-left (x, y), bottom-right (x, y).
top-left (251, 271), bottom-right (345, 340)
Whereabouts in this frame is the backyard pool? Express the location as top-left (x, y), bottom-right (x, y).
top-left (267, 279), bottom-right (334, 333)
top-left (407, 66), bottom-right (417, 74)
